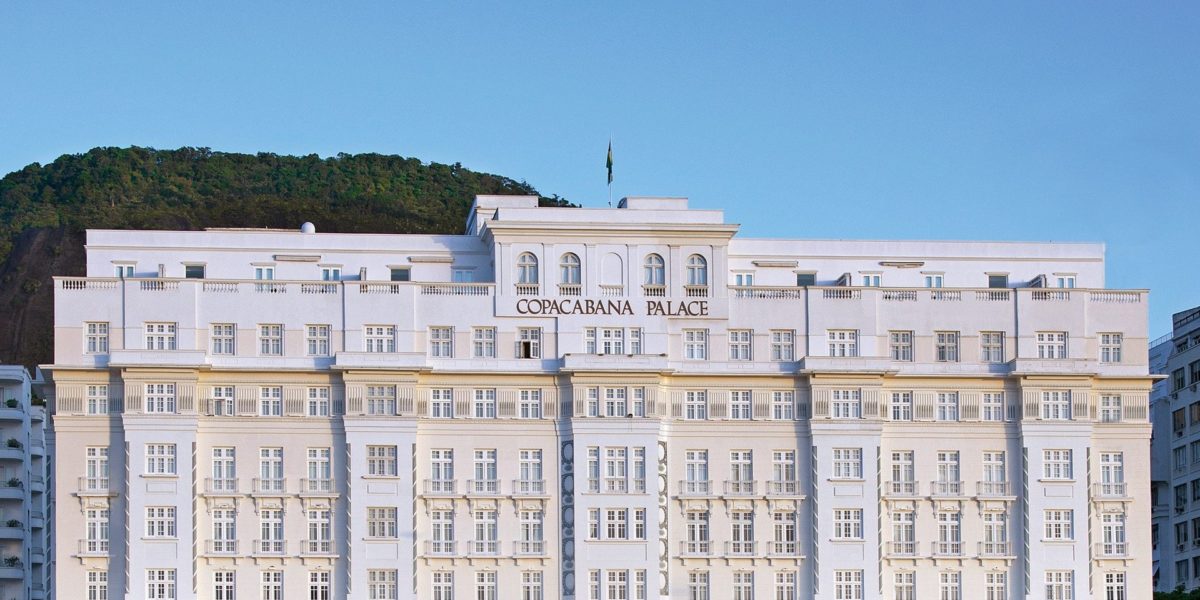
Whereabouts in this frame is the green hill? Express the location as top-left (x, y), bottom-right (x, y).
top-left (0, 146), bottom-right (569, 368)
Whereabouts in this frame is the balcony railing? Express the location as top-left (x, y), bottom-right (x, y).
top-left (680, 540), bottom-right (712, 556)
top-left (1093, 482), bottom-right (1128, 498)
top-left (254, 539), bottom-right (286, 555)
top-left (931, 541), bottom-right (963, 557)
top-left (469, 540), bottom-right (500, 556)
top-left (515, 284), bottom-right (540, 296)
top-left (767, 480), bottom-right (800, 496)
top-left (976, 481), bottom-right (1012, 497)
top-left (252, 478), bottom-right (286, 494)
top-left (767, 541), bottom-right (801, 557)
top-left (683, 285), bottom-right (709, 298)
top-left (204, 478), bottom-right (239, 494)
top-left (424, 479), bottom-right (457, 495)
top-left (679, 480), bottom-right (712, 496)
top-left (1095, 542), bottom-right (1128, 557)
top-left (77, 539), bottom-right (109, 556)
top-left (642, 284), bottom-right (666, 297)
top-left (978, 541), bottom-right (1013, 557)
top-left (599, 285), bottom-right (624, 297)
top-left (886, 481), bottom-right (919, 497)
top-left (424, 540), bottom-right (457, 556)
top-left (78, 477), bottom-right (111, 495)
top-left (725, 540), bottom-right (757, 556)
top-left (301, 539), bottom-right (334, 555)
top-left (301, 478), bottom-right (335, 494)
top-left (514, 540), bottom-right (545, 556)
top-left (468, 479), bottom-right (500, 495)
top-left (558, 284), bottom-right (582, 296)
top-left (205, 540), bottom-right (239, 555)
top-left (930, 480), bottom-right (964, 497)
top-left (888, 541), bottom-right (917, 557)
top-left (724, 480), bottom-right (756, 496)
top-left (512, 479), bottom-right (546, 496)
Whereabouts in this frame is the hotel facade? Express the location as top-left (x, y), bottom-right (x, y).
top-left (47, 196), bottom-right (1151, 600)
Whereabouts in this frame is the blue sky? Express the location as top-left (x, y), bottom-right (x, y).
top-left (2, 2), bottom-right (1196, 334)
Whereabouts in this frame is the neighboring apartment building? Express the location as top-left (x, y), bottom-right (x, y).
top-left (0, 365), bottom-right (49, 600)
top-left (46, 195), bottom-right (1152, 600)
top-left (1151, 306), bottom-right (1200, 592)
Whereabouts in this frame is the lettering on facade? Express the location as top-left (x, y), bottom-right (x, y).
top-left (514, 298), bottom-right (709, 317)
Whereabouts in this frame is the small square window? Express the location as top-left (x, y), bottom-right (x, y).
top-left (390, 268), bottom-right (410, 282)
top-left (184, 265), bottom-right (205, 279)
top-left (796, 273), bottom-right (816, 287)
top-left (988, 274), bottom-right (1009, 288)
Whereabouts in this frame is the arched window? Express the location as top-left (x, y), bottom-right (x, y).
top-left (560, 253), bottom-right (581, 285)
top-left (644, 254), bottom-right (665, 286)
top-left (686, 254), bottom-right (708, 286)
top-left (517, 253), bottom-right (539, 284)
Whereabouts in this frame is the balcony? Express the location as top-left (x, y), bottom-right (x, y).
top-left (978, 541), bottom-right (1013, 558)
top-left (0, 448), bottom-right (22, 462)
top-left (467, 479), bottom-right (500, 496)
top-left (1095, 542), bottom-right (1128, 558)
top-left (766, 541), bottom-right (803, 558)
top-left (678, 480), bottom-right (713, 497)
top-left (0, 527), bottom-right (21, 541)
top-left (205, 540), bottom-right (239, 556)
top-left (683, 285), bottom-right (709, 298)
top-left (424, 540), bottom-right (458, 557)
top-left (642, 284), bottom-right (666, 297)
top-left (767, 480), bottom-right (802, 496)
top-left (469, 540), bottom-right (500, 556)
top-left (931, 541), bottom-right (963, 557)
top-left (599, 285), bottom-right (624, 297)
top-left (0, 404), bottom-right (23, 422)
top-left (30, 476), bottom-right (44, 494)
top-left (930, 481), bottom-right (965, 498)
top-left (77, 539), bottom-right (109, 557)
top-left (252, 478), bottom-right (287, 495)
top-left (558, 284), bottom-right (582, 296)
top-left (724, 540), bottom-right (757, 557)
top-left (514, 540), bottom-right (546, 556)
top-left (300, 478), bottom-right (336, 496)
top-left (1093, 482), bottom-right (1129, 499)
top-left (301, 539), bottom-right (335, 556)
top-left (0, 481), bottom-right (22, 500)
top-left (976, 481), bottom-right (1012, 498)
top-left (724, 480), bottom-right (756, 496)
top-left (0, 557), bottom-right (22, 579)
top-left (515, 284), bottom-right (540, 296)
top-left (679, 540), bottom-right (712, 557)
top-left (30, 441), bottom-right (43, 456)
top-left (886, 481), bottom-right (920, 497)
top-left (204, 478), bottom-right (240, 495)
top-left (887, 541), bottom-right (918, 558)
top-left (253, 539), bottom-right (286, 556)
top-left (424, 479), bottom-right (458, 496)
top-left (512, 479), bottom-right (547, 496)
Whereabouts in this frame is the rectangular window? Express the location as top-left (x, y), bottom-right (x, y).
top-left (832, 448), bottom-right (862, 480)
top-left (320, 266), bottom-right (341, 281)
top-left (770, 330), bottom-right (795, 361)
top-left (212, 571), bottom-right (234, 600)
top-left (145, 322), bottom-right (177, 350)
top-left (368, 570), bottom-right (398, 600)
top-left (305, 325), bottom-right (330, 356)
top-left (1037, 331), bottom-right (1068, 359)
top-left (307, 448), bottom-right (332, 492)
top-left (429, 327), bottom-right (453, 357)
top-left (144, 383), bottom-right (176, 413)
top-left (936, 392), bottom-right (959, 421)
top-left (772, 391), bottom-right (795, 420)
top-left (517, 327), bottom-right (542, 359)
top-left (259, 386), bottom-right (283, 416)
top-left (87, 385), bottom-right (109, 415)
top-left (935, 331), bottom-right (959, 362)
top-left (146, 444), bottom-right (177, 475)
top-left (1043, 449), bottom-right (1072, 480)
top-left (796, 272), bottom-right (816, 286)
top-left (988, 274), bottom-right (1008, 288)
top-left (924, 273), bottom-right (944, 288)
top-left (147, 569), bottom-right (177, 600)
top-left (772, 450), bottom-right (797, 493)
top-left (309, 572), bottom-right (331, 600)
top-left (473, 389), bottom-right (496, 418)
top-left (834, 509), bottom-right (863, 539)
top-left (520, 389), bottom-right (543, 419)
top-left (85, 508), bottom-right (110, 552)
top-left (894, 572), bottom-right (915, 600)
top-left (891, 392), bottom-right (913, 421)
top-left (85, 322), bottom-right (110, 354)
top-left (366, 385), bottom-right (396, 416)
top-left (258, 324), bottom-right (283, 356)
top-left (211, 323), bottom-right (235, 355)
top-left (211, 509), bottom-right (236, 553)
top-left (430, 450), bottom-right (454, 493)
top-left (834, 570), bottom-right (863, 600)
top-left (889, 331), bottom-right (913, 361)
top-left (861, 273), bottom-right (881, 287)
top-left (473, 327), bottom-right (496, 358)
top-left (1100, 395), bottom-right (1123, 423)
top-left (367, 445), bottom-right (398, 477)
top-left (685, 391), bottom-right (708, 420)
top-left (307, 387), bottom-right (331, 417)
top-left (982, 392), bottom-right (1005, 421)
top-left (684, 329), bottom-right (708, 360)
top-left (261, 571), bottom-right (282, 600)
top-left (473, 449), bottom-right (498, 493)
top-left (729, 391), bottom-right (752, 420)
top-left (1100, 333), bottom-right (1123, 363)
top-left (430, 388), bottom-right (453, 418)
top-left (1042, 390), bottom-right (1071, 420)
top-left (388, 267), bottom-right (410, 282)
top-left (939, 572), bottom-right (961, 600)
top-left (88, 571), bottom-right (109, 600)
top-left (828, 330), bottom-right (858, 357)
top-left (604, 388), bottom-right (627, 417)
top-left (363, 325), bottom-right (396, 353)
top-left (1045, 571), bottom-right (1073, 600)
top-left (980, 331), bottom-right (1004, 363)
top-left (832, 389), bottom-right (862, 419)
top-left (729, 329), bottom-right (752, 361)
top-left (521, 571), bottom-right (543, 600)
top-left (368, 507), bottom-right (398, 538)
top-left (1103, 573), bottom-right (1125, 600)
top-left (1044, 509), bottom-right (1074, 540)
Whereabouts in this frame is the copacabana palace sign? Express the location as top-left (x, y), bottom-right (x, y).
top-left (513, 297), bottom-right (710, 317)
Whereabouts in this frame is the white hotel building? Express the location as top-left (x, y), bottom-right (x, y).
top-left (47, 195), bottom-right (1151, 600)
